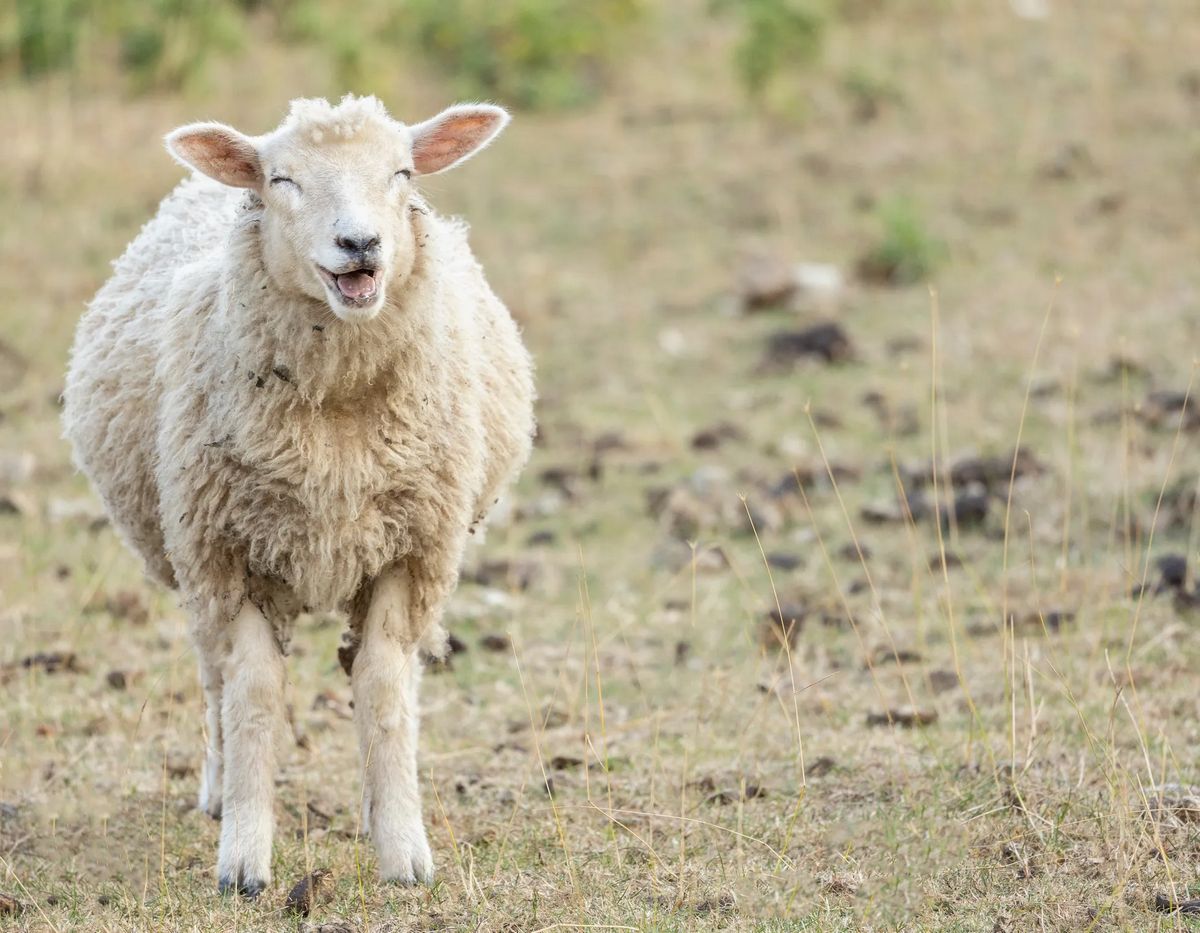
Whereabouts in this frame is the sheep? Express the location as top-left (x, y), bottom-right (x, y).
top-left (61, 95), bottom-right (535, 896)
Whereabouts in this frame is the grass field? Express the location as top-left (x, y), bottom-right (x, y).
top-left (2, 1), bottom-right (1200, 929)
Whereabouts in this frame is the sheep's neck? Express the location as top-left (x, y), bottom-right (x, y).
top-left (220, 209), bottom-right (432, 409)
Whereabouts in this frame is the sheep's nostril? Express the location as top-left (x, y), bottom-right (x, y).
top-left (335, 234), bottom-right (380, 255)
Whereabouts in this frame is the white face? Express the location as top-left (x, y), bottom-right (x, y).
top-left (257, 123), bottom-right (413, 323)
top-left (166, 97), bottom-right (509, 323)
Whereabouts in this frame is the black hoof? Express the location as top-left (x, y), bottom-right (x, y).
top-left (218, 874), bottom-right (265, 899)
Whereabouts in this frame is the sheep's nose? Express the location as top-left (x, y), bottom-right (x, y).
top-left (335, 233), bottom-right (380, 254)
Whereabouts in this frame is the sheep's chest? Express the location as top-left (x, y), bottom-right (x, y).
top-left (213, 405), bottom-right (429, 611)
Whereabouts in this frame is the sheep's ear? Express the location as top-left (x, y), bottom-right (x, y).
top-left (409, 104), bottom-right (509, 176)
top-left (165, 122), bottom-right (263, 190)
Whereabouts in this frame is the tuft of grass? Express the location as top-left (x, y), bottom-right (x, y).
top-left (857, 197), bottom-right (946, 286)
top-left (840, 64), bottom-right (903, 121)
top-left (716, 0), bottom-right (829, 97)
top-left (9, 0), bottom-right (83, 78)
top-left (392, 0), bottom-right (644, 109)
top-left (1, 0), bottom-right (643, 108)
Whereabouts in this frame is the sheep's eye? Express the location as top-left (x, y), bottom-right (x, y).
top-left (394, 168), bottom-right (412, 181)
top-left (270, 175), bottom-right (300, 192)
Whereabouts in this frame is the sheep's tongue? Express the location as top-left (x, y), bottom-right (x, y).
top-left (336, 271), bottom-right (376, 300)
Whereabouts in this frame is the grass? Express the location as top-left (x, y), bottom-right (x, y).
top-left (857, 197), bottom-right (945, 286)
top-left (2, 0), bottom-right (1200, 930)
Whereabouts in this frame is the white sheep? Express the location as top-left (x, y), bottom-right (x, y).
top-left (61, 95), bottom-right (535, 896)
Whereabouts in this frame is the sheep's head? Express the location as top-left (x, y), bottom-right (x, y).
top-left (165, 95), bottom-right (509, 323)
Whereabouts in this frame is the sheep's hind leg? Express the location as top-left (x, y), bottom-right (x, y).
top-left (217, 600), bottom-right (286, 897)
top-left (197, 658), bottom-right (223, 819)
top-left (351, 565), bottom-right (433, 884)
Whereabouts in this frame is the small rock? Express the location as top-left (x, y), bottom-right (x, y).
top-left (1140, 390), bottom-right (1198, 430)
top-left (738, 253), bottom-right (798, 310)
top-left (793, 263), bottom-right (845, 310)
top-left (691, 421), bottom-right (746, 451)
top-left (110, 589), bottom-right (149, 624)
top-left (106, 670), bottom-right (129, 690)
top-left (738, 255), bottom-right (844, 313)
top-left (740, 499), bottom-right (783, 535)
top-left (763, 322), bottom-right (854, 366)
top-left (765, 551), bottom-right (801, 571)
top-left (761, 604), bottom-right (805, 650)
top-left (870, 646), bottom-right (923, 665)
top-left (705, 783), bottom-right (768, 805)
top-left (929, 551), bottom-right (963, 571)
top-left (836, 542), bottom-right (870, 562)
top-left (1013, 608), bottom-right (1076, 634)
top-left (944, 491), bottom-right (989, 529)
top-left (538, 466), bottom-right (583, 500)
top-left (902, 448), bottom-right (1043, 491)
top-left (592, 430), bottom-right (628, 454)
top-left (479, 633), bottom-right (511, 652)
top-left (466, 558), bottom-right (541, 592)
top-left (861, 495), bottom-right (917, 525)
top-left (866, 707), bottom-right (938, 728)
top-left (1157, 553), bottom-right (1188, 590)
top-left (928, 669), bottom-right (959, 694)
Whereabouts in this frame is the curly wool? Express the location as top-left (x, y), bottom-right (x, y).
top-left (63, 162), bottom-right (534, 657)
top-left (282, 94), bottom-right (391, 144)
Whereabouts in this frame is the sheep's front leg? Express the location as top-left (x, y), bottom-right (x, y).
top-left (351, 565), bottom-right (433, 884)
top-left (217, 601), bottom-right (286, 897)
top-left (197, 657), bottom-right (223, 819)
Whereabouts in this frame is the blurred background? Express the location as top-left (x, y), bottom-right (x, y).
top-left (1, 1), bottom-right (1199, 929)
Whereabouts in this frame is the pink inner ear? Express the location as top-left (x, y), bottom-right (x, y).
top-left (412, 113), bottom-right (500, 175)
top-left (177, 132), bottom-right (261, 188)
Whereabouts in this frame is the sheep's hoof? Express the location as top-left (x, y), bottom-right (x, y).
top-left (218, 874), bottom-right (266, 899)
top-left (379, 838), bottom-right (434, 886)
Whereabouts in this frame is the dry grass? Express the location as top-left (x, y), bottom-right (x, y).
top-left (2, 1), bottom-right (1200, 930)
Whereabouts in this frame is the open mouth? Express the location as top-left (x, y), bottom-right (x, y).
top-left (317, 265), bottom-right (379, 307)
